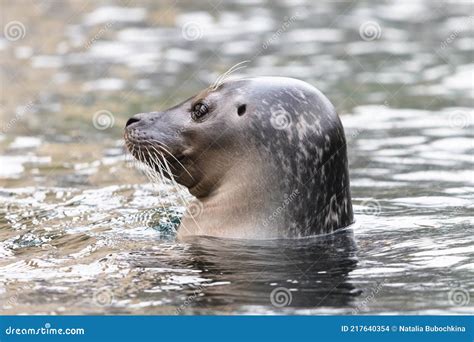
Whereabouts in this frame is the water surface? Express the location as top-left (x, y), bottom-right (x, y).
top-left (0, 0), bottom-right (472, 314)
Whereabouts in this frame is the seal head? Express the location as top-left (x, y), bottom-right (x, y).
top-left (124, 77), bottom-right (353, 239)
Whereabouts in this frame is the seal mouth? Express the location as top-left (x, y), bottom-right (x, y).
top-left (124, 133), bottom-right (187, 177)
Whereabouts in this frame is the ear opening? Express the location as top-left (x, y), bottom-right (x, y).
top-left (237, 104), bottom-right (247, 116)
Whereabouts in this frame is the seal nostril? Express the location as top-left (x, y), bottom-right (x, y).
top-left (237, 104), bottom-right (247, 116)
top-left (126, 117), bottom-right (140, 127)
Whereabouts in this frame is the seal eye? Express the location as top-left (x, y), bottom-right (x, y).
top-left (191, 102), bottom-right (209, 120)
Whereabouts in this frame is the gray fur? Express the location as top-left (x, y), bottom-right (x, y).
top-left (125, 77), bottom-right (353, 239)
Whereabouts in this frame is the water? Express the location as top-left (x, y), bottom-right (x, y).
top-left (0, 0), bottom-right (472, 315)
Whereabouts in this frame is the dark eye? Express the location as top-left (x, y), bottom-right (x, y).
top-left (191, 102), bottom-right (209, 120)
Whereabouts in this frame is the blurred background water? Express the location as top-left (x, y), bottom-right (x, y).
top-left (0, 0), bottom-right (472, 314)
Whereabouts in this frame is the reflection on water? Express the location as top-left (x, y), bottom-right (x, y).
top-left (0, 0), bottom-right (473, 314)
top-left (174, 231), bottom-right (359, 312)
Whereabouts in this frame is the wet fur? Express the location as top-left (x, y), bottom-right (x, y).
top-left (124, 76), bottom-right (353, 239)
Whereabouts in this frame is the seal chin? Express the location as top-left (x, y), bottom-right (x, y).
top-left (124, 76), bottom-right (354, 239)
top-left (124, 132), bottom-right (189, 183)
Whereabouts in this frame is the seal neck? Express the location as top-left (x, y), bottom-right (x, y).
top-left (178, 158), bottom-right (280, 239)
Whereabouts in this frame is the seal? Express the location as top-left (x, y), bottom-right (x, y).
top-left (124, 76), bottom-right (353, 239)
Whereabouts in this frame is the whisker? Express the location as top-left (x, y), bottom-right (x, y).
top-left (125, 139), bottom-right (197, 235)
top-left (210, 60), bottom-right (249, 90)
top-left (161, 154), bottom-right (205, 234)
top-left (160, 155), bottom-right (203, 235)
top-left (147, 145), bottom-right (194, 234)
top-left (148, 139), bottom-right (194, 179)
top-left (160, 152), bottom-right (189, 205)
